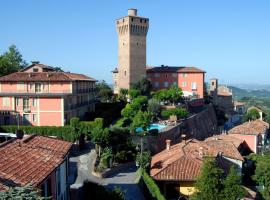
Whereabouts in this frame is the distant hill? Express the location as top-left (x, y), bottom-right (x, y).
top-left (228, 86), bottom-right (270, 99)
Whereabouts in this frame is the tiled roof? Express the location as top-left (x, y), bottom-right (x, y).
top-left (229, 120), bottom-right (269, 135)
top-left (146, 66), bottom-right (205, 73)
top-left (0, 135), bottom-right (72, 191)
top-left (150, 139), bottom-right (215, 181)
top-left (204, 135), bottom-right (244, 161)
top-left (20, 63), bottom-right (55, 72)
top-left (151, 136), bottom-right (244, 181)
top-left (0, 72), bottom-right (96, 82)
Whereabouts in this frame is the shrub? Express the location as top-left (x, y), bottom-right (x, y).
top-left (141, 169), bottom-right (166, 200)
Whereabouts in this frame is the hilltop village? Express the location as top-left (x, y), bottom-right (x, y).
top-left (0, 8), bottom-right (269, 200)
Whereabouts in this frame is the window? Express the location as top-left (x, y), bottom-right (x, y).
top-left (30, 83), bottom-right (34, 90)
top-left (172, 73), bottom-right (177, 77)
top-left (32, 113), bottom-right (37, 122)
top-left (165, 74), bottom-right (168, 78)
top-left (23, 98), bottom-right (29, 109)
top-left (33, 68), bottom-right (39, 72)
top-left (3, 97), bottom-right (10, 107)
top-left (154, 73), bottom-right (160, 78)
top-left (182, 73), bottom-right (188, 78)
top-left (212, 82), bottom-right (215, 86)
top-left (191, 82), bottom-right (197, 90)
top-left (140, 19), bottom-right (142, 23)
top-left (172, 82), bottom-right (177, 86)
top-left (16, 98), bottom-right (20, 106)
top-left (35, 83), bottom-right (42, 92)
top-left (124, 71), bottom-right (127, 76)
top-left (22, 114), bottom-right (30, 125)
top-left (164, 82), bottom-right (169, 88)
top-left (182, 82), bottom-right (187, 87)
top-left (154, 82), bottom-right (159, 88)
top-left (32, 98), bottom-right (37, 107)
top-left (17, 82), bottom-right (24, 90)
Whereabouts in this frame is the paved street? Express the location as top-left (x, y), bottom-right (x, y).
top-left (69, 142), bottom-right (144, 200)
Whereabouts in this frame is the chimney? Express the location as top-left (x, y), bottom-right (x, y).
top-left (181, 134), bottom-right (186, 144)
top-left (31, 61), bottom-right (40, 64)
top-left (166, 139), bottom-right (171, 150)
top-left (259, 111), bottom-right (263, 121)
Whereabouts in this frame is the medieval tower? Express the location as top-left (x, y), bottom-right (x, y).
top-left (112, 9), bottom-right (149, 94)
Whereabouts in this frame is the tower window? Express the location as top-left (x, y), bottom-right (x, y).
top-left (124, 71), bottom-right (127, 76)
top-left (144, 19), bottom-right (147, 23)
top-left (131, 18), bottom-right (134, 22)
top-left (140, 19), bottom-right (142, 23)
top-left (122, 19), bottom-right (124, 22)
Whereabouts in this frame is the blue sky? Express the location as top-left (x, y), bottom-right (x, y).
top-left (1, 0), bottom-right (270, 84)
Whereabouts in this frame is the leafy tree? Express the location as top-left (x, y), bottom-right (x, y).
top-left (243, 108), bottom-right (261, 122)
top-left (153, 87), bottom-right (183, 105)
top-left (132, 96), bottom-right (148, 108)
top-left (222, 166), bottom-right (245, 200)
top-left (53, 66), bottom-right (64, 72)
top-left (147, 99), bottom-right (161, 121)
top-left (96, 80), bottom-right (113, 102)
top-left (252, 154), bottom-right (270, 200)
top-left (136, 151), bottom-right (151, 169)
top-left (121, 103), bottom-right (137, 119)
top-left (161, 108), bottom-right (189, 119)
top-left (91, 127), bottom-right (109, 148)
top-left (70, 117), bottom-right (81, 138)
top-left (0, 45), bottom-right (27, 76)
top-left (131, 77), bottom-right (152, 96)
top-left (128, 89), bottom-right (140, 100)
top-left (130, 111), bottom-right (152, 133)
top-left (119, 88), bottom-right (128, 102)
top-left (191, 157), bottom-right (224, 200)
top-left (0, 184), bottom-right (46, 200)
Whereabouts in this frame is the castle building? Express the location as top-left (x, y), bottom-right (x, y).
top-left (112, 9), bottom-right (205, 99)
top-left (112, 8), bottom-right (149, 94)
top-left (0, 62), bottom-right (96, 126)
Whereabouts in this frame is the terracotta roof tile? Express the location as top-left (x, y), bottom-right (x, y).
top-left (0, 72), bottom-right (96, 82)
top-left (150, 136), bottom-right (244, 181)
top-left (0, 135), bottom-right (72, 191)
top-left (146, 66), bottom-right (205, 73)
top-left (229, 120), bottom-right (269, 135)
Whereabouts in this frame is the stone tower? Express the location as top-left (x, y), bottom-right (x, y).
top-left (113, 9), bottom-right (149, 94)
top-left (209, 78), bottom-right (218, 105)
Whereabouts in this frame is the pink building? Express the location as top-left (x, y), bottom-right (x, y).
top-left (228, 119), bottom-right (269, 154)
top-left (0, 135), bottom-right (72, 199)
top-left (0, 62), bottom-right (96, 126)
top-left (147, 66), bottom-right (205, 99)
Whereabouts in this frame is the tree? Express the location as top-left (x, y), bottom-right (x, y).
top-left (0, 184), bottom-right (46, 200)
top-left (121, 103), bottom-right (137, 119)
top-left (0, 45), bottom-right (27, 76)
top-left (191, 157), bottom-right (224, 200)
top-left (252, 154), bottom-right (270, 200)
top-left (243, 108), bottom-right (261, 122)
top-left (128, 89), bottom-right (140, 100)
top-left (91, 127), bottom-right (109, 157)
top-left (119, 88), bottom-right (128, 102)
top-left (153, 86), bottom-right (183, 105)
top-left (131, 77), bottom-right (152, 96)
top-left (161, 108), bottom-right (189, 119)
top-left (96, 80), bottom-right (113, 102)
top-left (130, 111), bottom-right (152, 133)
top-left (147, 99), bottom-right (161, 121)
top-left (222, 166), bottom-right (245, 200)
top-left (136, 151), bottom-right (151, 169)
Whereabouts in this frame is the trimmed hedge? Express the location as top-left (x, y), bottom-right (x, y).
top-left (0, 125), bottom-right (75, 142)
top-left (0, 118), bottom-right (104, 142)
top-left (141, 169), bottom-right (166, 200)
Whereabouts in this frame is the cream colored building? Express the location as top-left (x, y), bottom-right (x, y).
top-left (112, 9), bottom-right (149, 94)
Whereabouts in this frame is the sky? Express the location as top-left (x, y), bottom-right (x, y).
top-left (1, 0), bottom-right (270, 85)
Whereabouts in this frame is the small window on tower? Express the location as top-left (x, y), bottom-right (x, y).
top-left (124, 71), bottom-right (127, 76)
top-left (144, 19), bottom-right (147, 23)
top-left (131, 18), bottom-right (134, 22)
top-left (122, 19), bottom-right (124, 22)
top-left (140, 19), bottom-right (142, 23)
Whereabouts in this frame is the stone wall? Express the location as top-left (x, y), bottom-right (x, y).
top-left (134, 104), bottom-right (218, 154)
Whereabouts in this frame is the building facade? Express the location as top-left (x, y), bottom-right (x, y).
top-left (0, 62), bottom-right (96, 126)
top-left (0, 135), bottom-right (72, 200)
top-left (147, 66), bottom-right (205, 98)
top-left (113, 8), bottom-right (149, 94)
